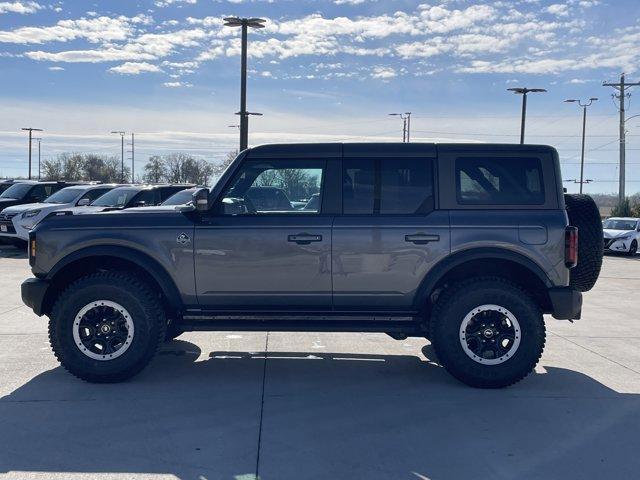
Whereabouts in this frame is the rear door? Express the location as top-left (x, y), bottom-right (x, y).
top-left (332, 145), bottom-right (450, 309)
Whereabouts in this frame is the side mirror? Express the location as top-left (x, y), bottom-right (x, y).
top-left (194, 188), bottom-right (209, 213)
top-left (77, 198), bottom-right (91, 206)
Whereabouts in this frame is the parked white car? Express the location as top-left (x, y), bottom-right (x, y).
top-left (603, 217), bottom-right (640, 255)
top-left (0, 184), bottom-right (119, 244)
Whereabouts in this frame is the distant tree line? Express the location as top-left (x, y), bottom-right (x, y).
top-left (142, 153), bottom-right (216, 186)
top-left (42, 153), bottom-right (131, 183)
top-left (39, 151), bottom-right (239, 186)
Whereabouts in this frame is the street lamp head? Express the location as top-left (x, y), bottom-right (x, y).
top-left (388, 113), bottom-right (401, 116)
top-left (224, 17), bottom-right (266, 28)
top-left (590, 97), bottom-right (599, 102)
top-left (110, 131), bottom-right (125, 135)
top-left (564, 99), bottom-right (578, 103)
top-left (21, 128), bottom-right (43, 132)
top-left (508, 87), bottom-right (546, 94)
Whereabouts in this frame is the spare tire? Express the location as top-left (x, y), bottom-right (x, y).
top-left (565, 194), bottom-right (603, 292)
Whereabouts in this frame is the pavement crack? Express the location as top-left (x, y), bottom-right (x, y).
top-left (550, 331), bottom-right (640, 377)
top-left (255, 331), bottom-right (269, 480)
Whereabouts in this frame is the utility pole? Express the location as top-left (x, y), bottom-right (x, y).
top-left (34, 138), bottom-right (42, 180)
top-left (223, 17), bottom-right (266, 151)
top-left (128, 133), bottom-right (135, 183)
top-left (111, 131), bottom-right (126, 183)
top-left (565, 98), bottom-right (598, 194)
top-left (507, 88), bottom-right (547, 144)
top-left (21, 127), bottom-right (43, 179)
top-left (389, 112), bottom-right (412, 142)
top-left (603, 73), bottom-right (640, 203)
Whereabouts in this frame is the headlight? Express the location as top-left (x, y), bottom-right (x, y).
top-left (22, 209), bottom-right (41, 219)
top-left (618, 234), bottom-right (632, 240)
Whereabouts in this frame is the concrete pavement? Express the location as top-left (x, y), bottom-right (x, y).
top-left (1, 245), bottom-right (639, 480)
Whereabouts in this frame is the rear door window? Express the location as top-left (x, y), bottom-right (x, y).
top-left (343, 158), bottom-right (434, 215)
top-left (456, 157), bottom-right (544, 205)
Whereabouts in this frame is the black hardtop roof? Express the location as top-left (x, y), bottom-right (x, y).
top-left (246, 142), bottom-right (556, 158)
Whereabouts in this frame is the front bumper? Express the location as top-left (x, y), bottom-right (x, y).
top-left (548, 287), bottom-right (582, 320)
top-left (604, 238), bottom-right (632, 252)
top-left (21, 277), bottom-right (50, 316)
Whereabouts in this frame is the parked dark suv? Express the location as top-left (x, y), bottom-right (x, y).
top-left (0, 181), bottom-right (81, 213)
top-left (21, 144), bottom-right (603, 387)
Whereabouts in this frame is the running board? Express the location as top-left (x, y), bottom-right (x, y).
top-left (179, 312), bottom-right (423, 334)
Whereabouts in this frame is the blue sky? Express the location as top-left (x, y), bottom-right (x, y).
top-left (1, 0), bottom-right (640, 193)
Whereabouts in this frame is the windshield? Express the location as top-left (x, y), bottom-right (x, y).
top-left (603, 219), bottom-right (638, 231)
top-left (91, 187), bottom-right (140, 207)
top-left (44, 187), bottom-right (82, 204)
top-left (0, 183), bottom-right (33, 199)
top-left (161, 189), bottom-right (194, 205)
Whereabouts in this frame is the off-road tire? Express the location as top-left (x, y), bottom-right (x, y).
top-left (565, 194), bottom-right (603, 292)
top-left (49, 271), bottom-right (166, 383)
top-left (429, 277), bottom-right (546, 388)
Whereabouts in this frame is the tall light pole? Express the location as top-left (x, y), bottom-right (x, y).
top-left (21, 127), bottom-right (43, 179)
top-left (111, 131), bottom-right (126, 182)
top-left (223, 16), bottom-right (266, 151)
top-left (389, 112), bottom-right (412, 142)
top-left (34, 138), bottom-right (42, 180)
top-left (507, 87), bottom-right (547, 144)
top-left (565, 97), bottom-right (598, 194)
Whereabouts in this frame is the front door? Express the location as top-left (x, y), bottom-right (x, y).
top-left (194, 158), bottom-right (332, 308)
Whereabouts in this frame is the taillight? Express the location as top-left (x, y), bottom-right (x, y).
top-left (565, 226), bottom-right (578, 268)
top-left (29, 233), bottom-right (36, 267)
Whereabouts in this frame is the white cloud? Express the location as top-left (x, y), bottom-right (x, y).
top-left (109, 62), bottom-right (161, 75)
top-left (0, 15), bottom-right (144, 44)
top-left (546, 4), bottom-right (570, 16)
top-left (371, 65), bottom-right (396, 79)
top-left (0, 1), bottom-right (42, 14)
top-left (163, 81), bottom-right (193, 87)
top-left (48, 65), bottom-right (63, 70)
top-left (155, 0), bottom-right (196, 7)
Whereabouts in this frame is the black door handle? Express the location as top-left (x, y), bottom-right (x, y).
top-left (405, 233), bottom-right (440, 245)
top-left (288, 233), bottom-right (323, 245)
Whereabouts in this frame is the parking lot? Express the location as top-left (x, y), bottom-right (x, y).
top-left (0, 246), bottom-right (638, 480)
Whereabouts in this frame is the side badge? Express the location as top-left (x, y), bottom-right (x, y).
top-left (177, 232), bottom-right (191, 246)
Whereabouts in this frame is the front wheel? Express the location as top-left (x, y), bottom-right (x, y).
top-left (49, 271), bottom-right (166, 383)
top-left (627, 240), bottom-right (638, 256)
top-left (429, 277), bottom-right (545, 388)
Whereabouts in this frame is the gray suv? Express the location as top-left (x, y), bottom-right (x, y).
top-left (21, 143), bottom-right (603, 388)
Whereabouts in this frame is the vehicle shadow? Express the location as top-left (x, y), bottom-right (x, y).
top-left (0, 245), bottom-right (27, 259)
top-left (1, 340), bottom-right (639, 480)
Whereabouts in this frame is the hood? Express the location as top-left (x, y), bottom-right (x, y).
top-left (603, 229), bottom-right (635, 239)
top-left (1, 202), bottom-right (53, 214)
top-left (124, 205), bottom-right (180, 213)
top-left (66, 206), bottom-right (109, 215)
top-left (0, 198), bottom-right (20, 210)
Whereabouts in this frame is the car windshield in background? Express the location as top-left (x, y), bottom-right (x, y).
top-left (161, 189), bottom-right (194, 205)
top-left (44, 187), bottom-right (82, 204)
top-left (91, 188), bottom-right (139, 207)
top-left (0, 183), bottom-right (32, 199)
top-left (603, 219), bottom-right (637, 230)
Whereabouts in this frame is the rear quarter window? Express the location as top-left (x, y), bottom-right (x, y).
top-left (456, 157), bottom-right (544, 205)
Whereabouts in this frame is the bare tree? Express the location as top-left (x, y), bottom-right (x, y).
top-left (143, 156), bottom-right (166, 184)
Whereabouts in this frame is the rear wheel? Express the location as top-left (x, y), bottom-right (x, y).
top-left (49, 271), bottom-right (166, 383)
top-left (628, 240), bottom-right (638, 256)
top-left (430, 277), bottom-right (545, 388)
